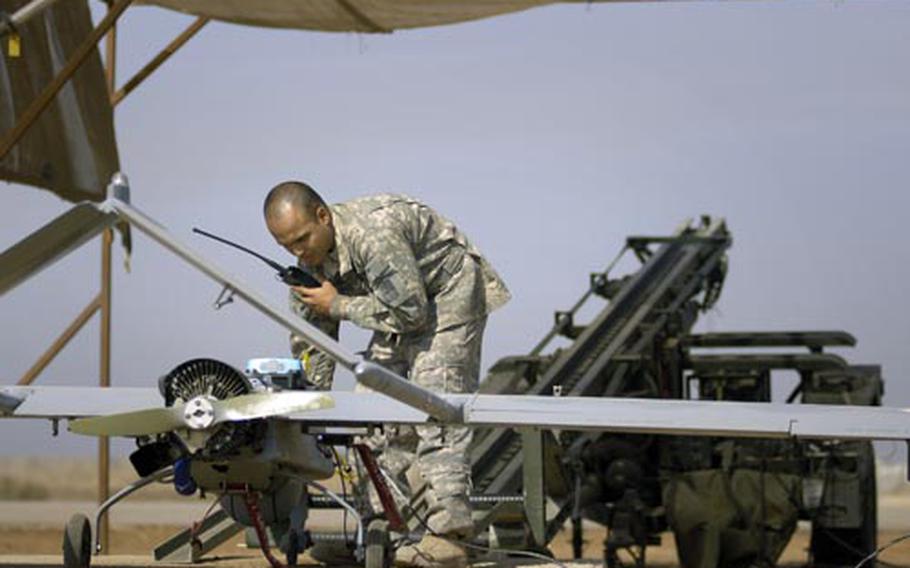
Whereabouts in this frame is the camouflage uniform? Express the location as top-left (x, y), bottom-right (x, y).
top-left (289, 194), bottom-right (510, 535)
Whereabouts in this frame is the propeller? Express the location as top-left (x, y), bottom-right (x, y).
top-left (68, 391), bottom-right (334, 437)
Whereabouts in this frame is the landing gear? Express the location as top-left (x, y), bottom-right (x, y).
top-left (63, 514), bottom-right (92, 568)
top-left (365, 519), bottom-right (391, 568)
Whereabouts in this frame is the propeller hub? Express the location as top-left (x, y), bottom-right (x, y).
top-left (183, 396), bottom-right (216, 430)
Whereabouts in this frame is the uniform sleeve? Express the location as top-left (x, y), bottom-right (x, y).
top-left (329, 229), bottom-right (429, 334)
top-left (289, 289), bottom-right (339, 390)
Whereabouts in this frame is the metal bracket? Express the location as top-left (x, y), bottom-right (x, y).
top-left (554, 311), bottom-right (585, 339)
top-left (590, 272), bottom-right (608, 295)
top-left (213, 285), bottom-right (235, 310)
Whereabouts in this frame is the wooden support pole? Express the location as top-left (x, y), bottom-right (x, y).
top-left (99, 1), bottom-right (118, 552)
top-left (0, 0), bottom-right (133, 161)
top-left (97, 228), bottom-right (113, 554)
top-left (17, 295), bottom-right (102, 386)
top-left (111, 17), bottom-right (209, 107)
top-left (104, 1), bottom-right (117, 99)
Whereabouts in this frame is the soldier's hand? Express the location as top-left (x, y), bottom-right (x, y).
top-left (295, 280), bottom-right (338, 317)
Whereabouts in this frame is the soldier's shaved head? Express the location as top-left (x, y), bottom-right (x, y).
top-left (263, 180), bottom-right (326, 222)
top-left (264, 180), bottom-right (335, 268)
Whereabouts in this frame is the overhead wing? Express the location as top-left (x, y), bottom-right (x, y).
top-left (5, 386), bottom-right (910, 442)
top-left (0, 202), bottom-right (118, 296)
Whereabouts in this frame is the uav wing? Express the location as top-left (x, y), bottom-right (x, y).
top-left (4, 385), bottom-right (910, 442)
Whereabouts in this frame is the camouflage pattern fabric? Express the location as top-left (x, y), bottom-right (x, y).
top-left (663, 469), bottom-right (800, 568)
top-left (360, 317), bottom-right (486, 536)
top-left (288, 194), bottom-right (509, 535)
top-left (289, 308), bottom-right (338, 390)
top-left (290, 193), bottom-right (510, 389)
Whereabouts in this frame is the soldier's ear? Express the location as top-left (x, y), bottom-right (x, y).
top-left (316, 205), bottom-right (332, 225)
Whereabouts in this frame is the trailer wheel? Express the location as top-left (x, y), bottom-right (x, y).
top-left (365, 518), bottom-right (390, 568)
top-left (63, 514), bottom-right (92, 568)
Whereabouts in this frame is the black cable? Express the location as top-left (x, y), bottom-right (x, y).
top-left (817, 525), bottom-right (903, 568)
top-left (330, 447), bottom-right (350, 546)
top-left (854, 532), bottom-right (910, 568)
top-left (375, 466), bottom-right (570, 568)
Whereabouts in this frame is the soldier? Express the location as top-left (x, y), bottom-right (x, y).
top-left (264, 181), bottom-right (510, 567)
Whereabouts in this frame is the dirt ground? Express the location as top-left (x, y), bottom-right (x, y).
top-left (1, 457), bottom-right (909, 566)
top-left (2, 523), bottom-right (910, 567)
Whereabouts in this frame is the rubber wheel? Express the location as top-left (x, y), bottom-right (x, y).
top-left (63, 514), bottom-right (91, 568)
top-left (286, 529), bottom-right (299, 567)
top-left (365, 518), bottom-right (390, 568)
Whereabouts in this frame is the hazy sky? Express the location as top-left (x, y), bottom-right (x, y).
top-left (1, 0), bottom-right (909, 456)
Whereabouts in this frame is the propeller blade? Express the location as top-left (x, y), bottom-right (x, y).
top-left (69, 406), bottom-right (185, 437)
top-left (213, 391), bottom-right (334, 423)
top-left (68, 391), bottom-right (334, 437)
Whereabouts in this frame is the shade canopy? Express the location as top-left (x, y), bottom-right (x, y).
top-left (145, 0), bottom-right (574, 33)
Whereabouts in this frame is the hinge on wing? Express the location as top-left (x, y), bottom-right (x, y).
top-left (213, 285), bottom-right (235, 310)
top-left (787, 419), bottom-right (799, 438)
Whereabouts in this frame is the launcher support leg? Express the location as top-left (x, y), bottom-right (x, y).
top-left (521, 428), bottom-right (546, 548)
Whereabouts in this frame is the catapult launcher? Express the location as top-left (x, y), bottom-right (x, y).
top-left (466, 216), bottom-right (881, 567)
